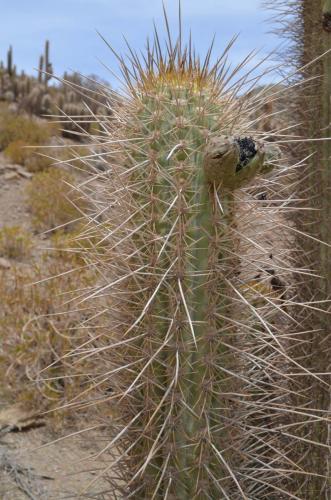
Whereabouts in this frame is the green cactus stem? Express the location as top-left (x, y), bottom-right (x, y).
top-left (69, 24), bottom-right (292, 496)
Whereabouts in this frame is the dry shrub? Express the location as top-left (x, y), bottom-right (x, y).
top-left (0, 112), bottom-right (54, 150)
top-left (4, 140), bottom-right (53, 172)
top-left (0, 111), bottom-right (58, 171)
top-left (0, 250), bottom-right (101, 411)
top-left (1, 106), bottom-right (93, 173)
top-left (49, 225), bottom-right (107, 264)
top-left (3, 140), bottom-right (28, 165)
top-left (24, 150), bottom-right (54, 172)
top-left (0, 225), bottom-right (33, 260)
top-left (25, 168), bottom-right (86, 233)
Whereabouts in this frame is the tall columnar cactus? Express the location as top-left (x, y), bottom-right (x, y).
top-left (37, 41), bottom-right (53, 87)
top-left (7, 45), bottom-right (13, 76)
top-left (114, 89), bottom-right (276, 498)
top-left (44, 39), bottom-right (53, 87)
top-left (299, 4), bottom-right (331, 496)
top-left (55, 13), bottom-right (331, 496)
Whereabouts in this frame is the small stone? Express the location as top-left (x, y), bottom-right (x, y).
top-left (3, 172), bottom-right (19, 181)
top-left (16, 166), bottom-right (33, 179)
top-left (0, 257), bottom-right (11, 269)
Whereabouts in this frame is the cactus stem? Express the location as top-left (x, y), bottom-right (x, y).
top-left (55, 11), bottom-right (331, 497)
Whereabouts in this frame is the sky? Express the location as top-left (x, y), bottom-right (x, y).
top-left (0, 0), bottom-right (281, 88)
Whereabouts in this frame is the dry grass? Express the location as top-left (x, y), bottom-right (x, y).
top-left (0, 112), bottom-right (55, 151)
top-left (0, 106), bottom-right (107, 422)
top-left (0, 225), bottom-right (33, 260)
top-left (4, 140), bottom-right (54, 172)
top-left (0, 108), bottom-right (58, 172)
top-left (0, 196), bottom-right (104, 420)
top-left (25, 168), bottom-right (86, 233)
top-left (0, 246), bottom-right (99, 412)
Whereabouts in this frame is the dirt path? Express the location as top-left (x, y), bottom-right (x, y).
top-left (0, 411), bottom-right (110, 499)
top-left (0, 155), bottom-right (32, 230)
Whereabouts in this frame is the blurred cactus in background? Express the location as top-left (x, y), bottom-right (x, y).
top-left (0, 40), bottom-right (111, 138)
top-left (263, 0), bottom-right (331, 498)
top-left (44, 39), bottom-right (53, 87)
top-left (38, 54), bottom-right (44, 84)
top-left (36, 39), bottom-right (53, 88)
top-left (7, 45), bottom-right (13, 76)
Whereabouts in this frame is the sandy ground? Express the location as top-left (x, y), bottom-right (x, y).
top-left (0, 162), bottom-right (31, 230)
top-left (0, 414), bottom-right (110, 499)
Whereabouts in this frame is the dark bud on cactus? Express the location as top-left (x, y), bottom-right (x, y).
top-left (203, 135), bottom-right (239, 186)
top-left (234, 136), bottom-right (257, 172)
top-left (203, 135), bottom-right (269, 189)
top-left (322, 11), bottom-right (331, 32)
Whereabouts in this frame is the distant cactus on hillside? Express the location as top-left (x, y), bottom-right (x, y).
top-left (0, 41), bottom-right (112, 138)
top-left (37, 40), bottom-right (53, 88)
top-left (7, 46), bottom-right (13, 76)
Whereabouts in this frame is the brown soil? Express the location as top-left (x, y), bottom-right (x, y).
top-left (0, 415), bottom-right (109, 499)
